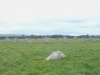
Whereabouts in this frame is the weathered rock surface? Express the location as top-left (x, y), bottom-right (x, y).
top-left (46, 51), bottom-right (66, 60)
top-left (44, 37), bottom-right (49, 43)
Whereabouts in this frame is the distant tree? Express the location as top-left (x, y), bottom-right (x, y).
top-left (86, 34), bottom-right (89, 38)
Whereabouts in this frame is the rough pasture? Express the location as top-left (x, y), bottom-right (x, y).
top-left (0, 38), bottom-right (100, 75)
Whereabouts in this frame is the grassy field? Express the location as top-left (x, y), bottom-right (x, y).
top-left (0, 38), bottom-right (100, 75)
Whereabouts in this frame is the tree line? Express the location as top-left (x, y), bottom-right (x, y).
top-left (0, 34), bottom-right (99, 39)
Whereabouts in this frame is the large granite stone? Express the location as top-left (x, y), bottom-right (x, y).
top-left (46, 51), bottom-right (66, 60)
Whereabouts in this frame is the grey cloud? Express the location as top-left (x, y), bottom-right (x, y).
top-left (66, 20), bottom-right (87, 23)
top-left (16, 22), bottom-right (34, 26)
top-left (15, 18), bottom-right (87, 26)
top-left (96, 25), bottom-right (100, 28)
top-left (52, 17), bottom-right (87, 23)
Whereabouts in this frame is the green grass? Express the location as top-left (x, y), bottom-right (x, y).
top-left (0, 38), bottom-right (100, 75)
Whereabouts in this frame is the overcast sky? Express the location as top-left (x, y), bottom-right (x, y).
top-left (0, 0), bottom-right (100, 35)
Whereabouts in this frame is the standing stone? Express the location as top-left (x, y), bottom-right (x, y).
top-left (56, 37), bottom-right (59, 40)
top-left (89, 37), bottom-right (95, 41)
top-left (5, 38), bottom-right (10, 42)
top-left (35, 38), bottom-right (37, 40)
top-left (46, 51), bottom-right (66, 60)
top-left (89, 37), bottom-right (92, 40)
top-left (89, 37), bottom-right (93, 41)
top-left (14, 38), bottom-right (18, 43)
top-left (63, 37), bottom-right (67, 43)
top-left (92, 38), bottom-right (95, 41)
top-left (26, 38), bottom-right (31, 43)
top-left (82, 37), bottom-right (85, 42)
top-left (74, 36), bottom-right (77, 40)
top-left (44, 37), bottom-right (49, 43)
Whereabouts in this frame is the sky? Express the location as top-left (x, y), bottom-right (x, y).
top-left (0, 0), bottom-right (100, 35)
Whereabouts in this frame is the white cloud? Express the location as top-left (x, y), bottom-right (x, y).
top-left (0, 0), bottom-right (100, 20)
top-left (0, 0), bottom-right (100, 35)
top-left (0, 25), bottom-right (10, 34)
